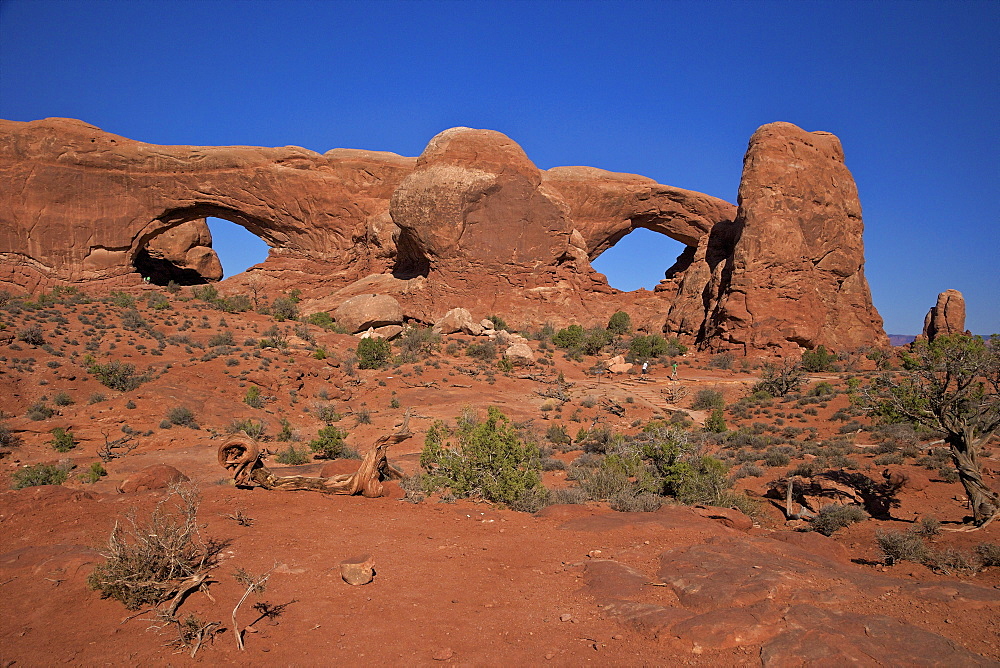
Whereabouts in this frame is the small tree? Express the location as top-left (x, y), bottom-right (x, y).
top-left (606, 311), bottom-right (632, 336)
top-left (357, 337), bottom-right (391, 369)
top-left (308, 426), bottom-right (351, 459)
top-left (752, 360), bottom-right (804, 397)
top-left (801, 345), bottom-right (837, 372)
top-left (865, 334), bottom-right (1000, 527)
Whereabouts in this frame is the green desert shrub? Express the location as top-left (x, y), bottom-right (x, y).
top-left (876, 530), bottom-right (929, 564)
top-left (81, 461), bottom-right (108, 484)
top-left (419, 407), bottom-right (545, 509)
top-left (89, 359), bottom-right (147, 392)
top-left (0, 421), bottom-right (23, 450)
top-left (308, 426), bottom-right (355, 459)
top-left (703, 409), bottom-right (727, 433)
top-left (50, 427), bottom-right (76, 453)
top-left (396, 325), bottom-right (440, 363)
top-left (12, 463), bottom-right (69, 489)
top-left (553, 324), bottom-right (585, 349)
top-left (52, 391), bottom-right (74, 406)
top-left (606, 311), bottom-right (632, 336)
top-left (166, 406), bottom-right (198, 429)
top-left (244, 385), bottom-right (264, 408)
top-left (810, 504), bottom-right (867, 536)
top-left (465, 340), bottom-right (497, 362)
top-left (801, 345), bottom-right (837, 372)
top-left (26, 401), bottom-right (55, 421)
top-left (691, 389), bottom-right (725, 411)
top-left (274, 445), bottom-right (310, 465)
top-left (357, 337), bottom-right (391, 369)
top-left (208, 331), bottom-right (235, 347)
top-left (229, 418), bottom-right (266, 440)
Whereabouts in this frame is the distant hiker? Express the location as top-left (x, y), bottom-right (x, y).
top-left (641, 361), bottom-right (649, 375)
top-left (671, 362), bottom-right (678, 380)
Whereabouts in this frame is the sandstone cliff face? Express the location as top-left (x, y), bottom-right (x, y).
top-left (0, 117), bottom-right (887, 352)
top-left (921, 289), bottom-right (966, 341)
top-left (706, 122), bottom-right (887, 352)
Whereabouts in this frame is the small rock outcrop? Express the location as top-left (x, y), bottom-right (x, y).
top-left (433, 307), bottom-right (482, 335)
top-left (334, 294), bottom-right (403, 334)
top-left (117, 464), bottom-right (189, 493)
top-left (921, 289), bottom-right (966, 341)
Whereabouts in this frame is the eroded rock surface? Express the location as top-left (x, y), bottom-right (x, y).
top-left (139, 218), bottom-right (222, 283)
top-left (572, 507), bottom-right (996, 665)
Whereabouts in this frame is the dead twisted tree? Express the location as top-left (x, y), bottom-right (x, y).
top-left (218, 410), bottom-right (411, 497)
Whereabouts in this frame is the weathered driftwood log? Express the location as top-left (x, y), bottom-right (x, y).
top-left (218, 412), bottom-right (411, 497)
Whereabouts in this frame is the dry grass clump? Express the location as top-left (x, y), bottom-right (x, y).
top-left (87, 484), bottom-right (224, 610)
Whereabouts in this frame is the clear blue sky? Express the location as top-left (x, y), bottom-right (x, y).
top-left (1, 0), bottom-right (996, 335)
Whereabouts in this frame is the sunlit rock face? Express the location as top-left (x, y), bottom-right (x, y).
top-left (0, 117), bottom-right (886, 352)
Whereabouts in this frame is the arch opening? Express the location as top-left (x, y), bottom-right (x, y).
top-left (133, 207), bottom-right (273, 286)
top-left (591, 227), bottom-right (690, 292)
top-left (205, 217), bottom-right (270, 279)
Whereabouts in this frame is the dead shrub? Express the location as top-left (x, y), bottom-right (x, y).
top-left (87, 484), bottom-right (224, 610)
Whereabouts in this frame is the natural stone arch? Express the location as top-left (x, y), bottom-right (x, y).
top-left (130, 205), bottom-right (281, 286)
top-left (590, 226), bottom-right (692, 292)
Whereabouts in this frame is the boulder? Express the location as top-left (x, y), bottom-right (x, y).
top-left (503, 342), bottom-right (535, 365)
top-left (921, 289), bottom-right (966, 341)
top-left (433, 307), bottom-right (482, 335)
top-left (117, 464), bottom-right (189, 493)
top-left (359, 325), bottom-right (403, 340)
top-left (340, 554), bottom-right (375, 586)
top-left (334, 294), bottom-right (403, 334)
top-left (604, 354), bottom-right (633, 374)
top-left (141, 219), bottom-right (223, 284)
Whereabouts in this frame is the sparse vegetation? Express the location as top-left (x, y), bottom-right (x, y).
top-left (691, 389), bottom-right (725, 410)
top-left (606, 311), bottom-right (632, 336)
top-left (89, 359), bottom-right (148, 392)
top-left (865, 333), bottom-right (999, 526)
top-left (801, 345), bottom-right (837, 372)
top-left (244, 385), bottom-right (264, 408)
top-left (810, 504), bottom-right (867, 535)
top-left (166, 406), bottom-right (198, 429)
top-left (50, 427), bottom-right (76, 452)
top-left (274, 445), bottom-right (310, 465)
top-left (308, 426), bottom-right (353, 459)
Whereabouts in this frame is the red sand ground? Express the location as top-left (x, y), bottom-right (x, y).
top-left (1, 291), bottom-right (998, 665)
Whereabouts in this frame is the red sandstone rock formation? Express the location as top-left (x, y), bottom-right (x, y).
top-left (0, 117), bottom-right (888, 352)
top-left (921, 289), bottom-right (967, 341)
top-left (140, 218), bottom-right (222, 283)
top-left (0, 117), bottom-right (413, 290)
top-left (706, 122), bottom-right (887, 352)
